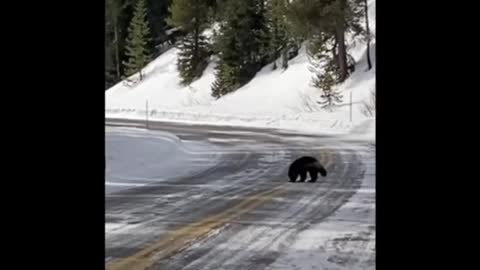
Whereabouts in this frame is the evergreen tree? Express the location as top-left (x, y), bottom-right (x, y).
top-left (282, 0), bottom-right (322, 39)
top-left (280, 0), bottom-right (364, 109)
top-left (270, 0), bottom-right (305, 70)
top-left (105, 42), bottom-right (115, 89)
top-left (284, 0), bottom-right (364, 82)
top-left (105, 0), bottom-right (177, 88)
top-left (167, 0), bottom-right (211, 85)
top-left (122, 0), bottom-right (153, 81)
top-left (105, 0), bottom-right (124, 88)
top-left (105, 7), bottom-right (115, 89)
top-left (311, 53), bottom-right (344, 110)
top-left (146, 0), bottom-right (172, 51)
top-left (175, 33), bottom-right (210, 85)
top-left (265, 0), bottom-right (289, 70)
top-left (307, 33), bottom-right (342, 110)
top-left (211, 63), bottom-right (241, 98)
top-left (105, 0), bottom-right (138, 88)
top-left (211, 0), bottom-right (269, 98)
top-left (318, 84), bottom-right (343, 111)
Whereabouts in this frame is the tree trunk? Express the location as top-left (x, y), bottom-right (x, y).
top-left (114, 22), bottom-right (121, 80)
top-left (332, 37), bottom-right (338, 62)
top-left (336, 0), bottom-right (348, 82)
top-left (364, 0), bottom-right (372, 70)
top-left (281, 46), bottom-right (288, 69)
top-left (194, 0), bottom-right (199, 66)
top-left (272, 24), bottom-right (279, 70)
top-left (336, 24), bottom-right (347, 82)
top-left (194, 29), bottom-right (199, 72)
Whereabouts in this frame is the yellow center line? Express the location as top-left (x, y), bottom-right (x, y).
top-left (106, 185), bottom-right (287, 270)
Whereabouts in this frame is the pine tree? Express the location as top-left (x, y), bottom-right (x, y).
top-left (318, 85), bottom-right (343, 111)
top-left (211, 0), bottom-right (269, 98)
top-left (308, 35), bottom-right (354, 104)
top-left (167, 0), bottom-right (210, 85)
top-left (275, 0), bottom-right (306, 70)
top-left (106, 0), bottom-right (137, 87)
top-left (105, 9), bottom-right (115, 89)
top-left (265, 0), bottom-right (289, 70)
top-left (105, 42), bottom-right (116, 89)
top-left (211, 63), bottom-right (241, 98)
top-left (175, 34), bottom-right (210, 85)
top-left (282, 0), bottom-right (322, 39)
top-left (307, 33), bottom-right (343, 110)
top-left (283, 0), bottom-right (364, 82)
top-left (122, 0), bottom-right (153, 81)
top-left (106, 0), bottom-right (124, 88)
top-left (147, 0), bottom-right (173, 50)
top-left (311, 54), bottom-right (343, 110)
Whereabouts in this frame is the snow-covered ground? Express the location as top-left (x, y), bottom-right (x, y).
top-left (106, 123), bottom-right (375, 269)
top-left (106, 0), bottom-right (375, 138)
top-left (105, 127), bottom-right (221, 194)
top-left (267, 145), bottom-right (375, 270)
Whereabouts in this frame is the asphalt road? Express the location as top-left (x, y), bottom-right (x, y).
top-left (105, 118), bottom-right (374, 270)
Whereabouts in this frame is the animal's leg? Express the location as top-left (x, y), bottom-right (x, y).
top-left (299, 171), bottom-right (307, 182)
top-left (308, 169), bottom-right (318, 182)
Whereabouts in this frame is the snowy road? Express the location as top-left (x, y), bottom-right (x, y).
top-left (105, 119), bottom-right (375, 270)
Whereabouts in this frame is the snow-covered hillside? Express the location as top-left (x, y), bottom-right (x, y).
top-left (106, 0), bottom-right (375, 138)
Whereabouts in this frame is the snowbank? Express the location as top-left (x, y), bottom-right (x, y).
top-left (106, 0), bottom-right (375, 139)
top-left (105, 127), bottom-right (221, 194)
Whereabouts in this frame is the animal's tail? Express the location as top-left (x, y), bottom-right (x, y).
top-left (313, 161), bottom-right (327, 177)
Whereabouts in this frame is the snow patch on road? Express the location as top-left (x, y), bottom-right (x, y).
top-left (106, 127), bottom-right (222, 194)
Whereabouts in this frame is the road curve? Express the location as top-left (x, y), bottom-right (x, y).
top-left (105, 118), bottom-right (373, 270)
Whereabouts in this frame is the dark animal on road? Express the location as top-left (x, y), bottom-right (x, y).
top-left (288, 156), bottom-right (327, 183)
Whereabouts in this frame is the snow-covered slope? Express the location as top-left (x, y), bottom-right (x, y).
top-left (106, 0), bottom-right (375, 138)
